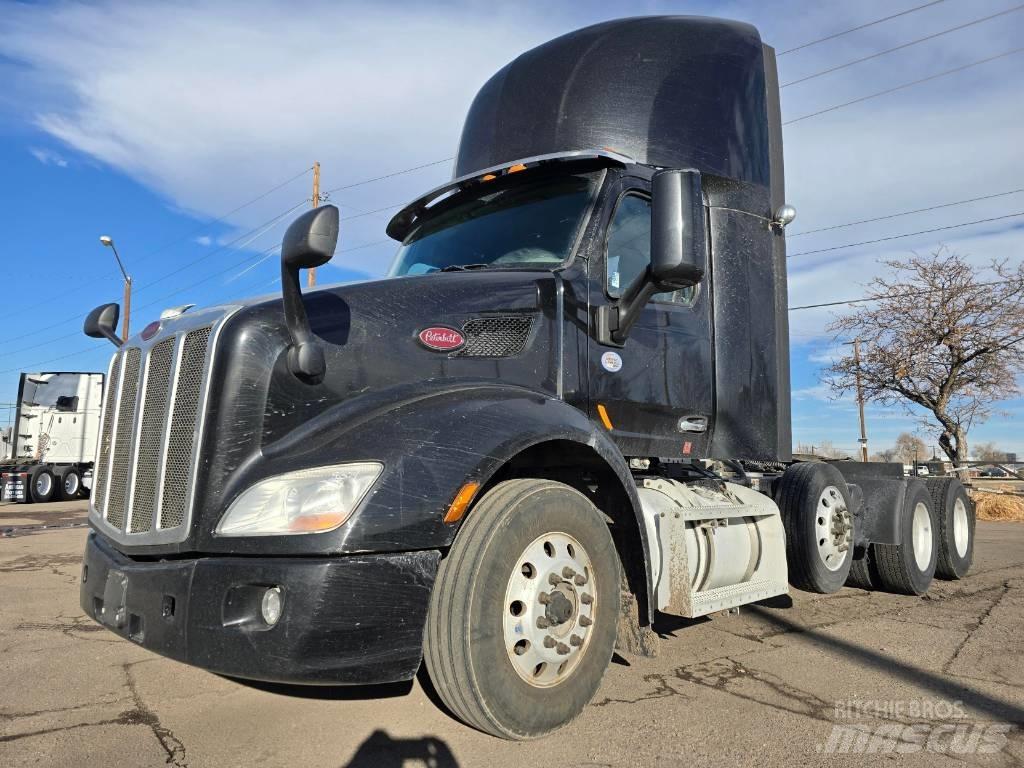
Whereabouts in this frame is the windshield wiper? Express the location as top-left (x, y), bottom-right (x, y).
top-left (439, 263), bottom-right (491, 272)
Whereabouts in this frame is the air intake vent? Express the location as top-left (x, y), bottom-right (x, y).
top-left (454, 316), bottom-right (534, 358)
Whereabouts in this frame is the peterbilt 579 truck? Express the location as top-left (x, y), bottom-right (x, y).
top-left (79, 16), bottom-right (976, 739)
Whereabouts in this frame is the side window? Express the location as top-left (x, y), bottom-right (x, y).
top-left (605, 194), bottom-right (697, 307)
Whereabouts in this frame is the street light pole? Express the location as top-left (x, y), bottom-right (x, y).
top-left (100, 235), bottom-right (132, 340)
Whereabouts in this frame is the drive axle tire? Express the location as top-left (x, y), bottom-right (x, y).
top-left (59, 468), bottom-right (82, 501)
top-left (874, 480), bottom-right (937, 595)
top-left (29, 467), bottom-right (56, 503)
top-left (927, 478), bottom-right (974, 580)
top-left (776, 462), bottom-right (855, 593)
top-left (423, 479), bottom-right (619, 740)
top-left (846, 548), bottom-right (876, 590)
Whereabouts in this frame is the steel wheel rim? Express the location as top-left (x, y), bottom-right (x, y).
top-left (35, 473), bottom-right (53, 498)
top-left (503, 531), bottom-right (596, 688)
top-left (952, 497), bottom-right (969, 558)
top-left (64, 473), bottom-right (79, 497)
top-left (912, 502), bottom-right (933, 571)
top-left (815, 485), bottom-right (851, 572)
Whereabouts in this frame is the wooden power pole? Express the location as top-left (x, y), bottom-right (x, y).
top-left (852, 338), bottom-right (869, 462)
top-left (307, 161), bottom-right (321, 288)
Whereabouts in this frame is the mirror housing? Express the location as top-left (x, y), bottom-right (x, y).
top-left (83, 303), bottom-right (122, 347)
top-left (280, 205), bottom-right (340, 383)
top-left (597, 169), bottom-right (707, 346)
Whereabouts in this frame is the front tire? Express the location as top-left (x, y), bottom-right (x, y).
top-left (424, 479), bottom-right (619, 739)
top-left (874, 480), bottom-right (937, 595)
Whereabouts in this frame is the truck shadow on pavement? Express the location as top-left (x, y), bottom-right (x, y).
top-left (342, 729), bottom-right (458, 767)
top-left (221, 677), bottom-right (414, 701)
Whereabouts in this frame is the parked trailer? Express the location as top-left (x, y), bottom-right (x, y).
top-left (1, 372), bottom-right (104, 503)
top-left (78, 16), bottom-right (975, 739)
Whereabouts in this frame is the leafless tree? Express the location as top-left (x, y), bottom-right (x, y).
top-left (973, 441), bottom-right (1007, 462)
top-left (893, 432), bottom-right (929, 465)
top-left (825, 248), bottom-right (1024, 467)
top-left (871, 447), bottom-right (900, 463)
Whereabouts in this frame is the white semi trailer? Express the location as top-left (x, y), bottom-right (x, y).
top-left (1, 371), bottom-right (104, 503)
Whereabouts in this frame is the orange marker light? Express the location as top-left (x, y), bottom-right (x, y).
top-left (596, 404), bottom-right (613, 431)
top-left (507, 163), bottom-right (527, 173)
top-left (481, 173), bottom-right (497, 181)
top-left (444, 481), bottom-right (481, 524)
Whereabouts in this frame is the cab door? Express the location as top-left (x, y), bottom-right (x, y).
top-left (587, 179), bottom-right (714, 458)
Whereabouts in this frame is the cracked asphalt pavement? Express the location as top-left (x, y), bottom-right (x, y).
top-left (1, 500), bottom-right (1022, 766)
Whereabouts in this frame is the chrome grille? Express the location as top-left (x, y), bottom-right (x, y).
top-left (454, 316), bottom-right (534, 357)
top-left (160, 327), bottom-right (210, 529)
top-left (91, 351), bottom-right (123, 519)
top-left (88, 310), bottom-right (229, 546)
top-left (105, 348), bottom-right (142, 529)
top-left (129, 338), bottom-right (174, 532)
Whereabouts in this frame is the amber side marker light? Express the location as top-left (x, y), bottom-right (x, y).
top-left (596, 403), bottom-right (613, 431)
top-left (481, 173), bottom-right (497, 181)
top-left (444, 481), bottom-right (481, 524)
top-left (507, 163), bottom-right (527, 173)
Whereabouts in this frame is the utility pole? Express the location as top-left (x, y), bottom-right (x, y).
top-left (307, 161), bottom-right (321, 288)
top-left (851, 338), bottom-right (869, 462)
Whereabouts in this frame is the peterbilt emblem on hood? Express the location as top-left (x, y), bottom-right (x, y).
top-left (418, 326), bottom-right (465, 351)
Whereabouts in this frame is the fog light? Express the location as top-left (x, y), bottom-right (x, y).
top-left (261, 587), bottom-right (283, 626)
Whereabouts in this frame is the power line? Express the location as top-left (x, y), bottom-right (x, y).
top-left (781, 5), bottom-right (1024, 87)
top-left (788, 278), bottom-right (1015, 311)
top-left (322, 158), bottom-right (452, 195)
top-left (784, 48), bottom-right (1024, 125)
top-left (788, 188), bottom-right (1024, 237)
top-left (788, 211), bottom-right (1024, 258)
top-left (778, 0), bottom-right (948, 55)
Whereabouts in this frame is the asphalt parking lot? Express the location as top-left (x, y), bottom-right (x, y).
top-left (1, 500), bottom-right (1022, 767)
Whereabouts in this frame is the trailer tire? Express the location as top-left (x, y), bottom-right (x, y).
top-left (874, 480), bottom-right (937, 595)
top-left (926, 478), bottom-right (974, 580)
top-left (776, 462), bottom-right (855, 593)
top-left (29, 466), bottom-right (56, 503)
top-left (423, 479), bottom-right (619, 740)
top-left (58, 468), bottom-right (82, 501)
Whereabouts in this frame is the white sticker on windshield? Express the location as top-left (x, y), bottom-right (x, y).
top-left (601, 351), bottom-right (623, 373)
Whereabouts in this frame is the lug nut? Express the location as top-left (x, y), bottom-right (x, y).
top-left (574, 574), bottom-right (586, 586)
top-left (548, 573), bottom-right (562, 586)
top-left (580, 592), bottom-right (594, 605)
top-left (538, 592), bottom-right (552, 605)
top-left (562, 566), bottom-right (577, 579)
top-left (543, 636), bottom-right (556, 648)
top-left (570, 634), bottom-right (583, 647)
top-left (536, 616), bottom-right (551, 629)
top-left (579, 615), bottom-right (593, 627)
top-left (556, 642), bottom-right (570, 655)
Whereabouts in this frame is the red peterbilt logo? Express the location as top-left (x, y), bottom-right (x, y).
top-left (418, 326), bottom-right (465, 351)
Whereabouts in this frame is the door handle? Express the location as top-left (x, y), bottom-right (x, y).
top-left (678, 416), bottom-right (708, 433)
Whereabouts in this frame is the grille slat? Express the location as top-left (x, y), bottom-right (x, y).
top-left (160, 327), bottom-right (210, 529)
top-left (454, 316), bottom-right (534, 357)
top-left (105, 348), bottom-right (142, 529)
top-left (92, 351), bottom-right (123, 520)
top-left (129, 338), bottom-right (175, 533)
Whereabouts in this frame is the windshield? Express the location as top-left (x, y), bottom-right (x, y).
top-left (388, 171), bottom-right (600, 277)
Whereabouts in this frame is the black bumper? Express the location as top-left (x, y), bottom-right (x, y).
top-left (80, 532), bottom-right (440, 685)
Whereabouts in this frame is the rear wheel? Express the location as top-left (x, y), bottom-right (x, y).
top-left (927, 478), bottom-right (974, 579)
top-left (59, 468), bottom-right (82, 501)
top-left (776, 462), bottom-right (855, 593)
top-left (29, 467), bottom-right (56, 503)
top-left (874, 481), bottom-right (937, 595)
top-left (423, 479), bottom-right (619, 739)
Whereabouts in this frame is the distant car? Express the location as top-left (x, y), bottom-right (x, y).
top-left (980, 467), bottom-right (1009, 477)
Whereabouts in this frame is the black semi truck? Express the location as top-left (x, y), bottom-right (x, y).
top-left (79, 16), bottom-right (976, 739)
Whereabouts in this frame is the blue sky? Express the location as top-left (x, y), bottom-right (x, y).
top-left (1, 0), bottom-right (1022, 457)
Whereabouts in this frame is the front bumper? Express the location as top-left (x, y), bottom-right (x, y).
top-left (80, 532), bottom-right (440, 685)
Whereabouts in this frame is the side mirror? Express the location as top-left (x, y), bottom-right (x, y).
top-left (280, 205), bottom-right (340, 383)
top-left (83, 303), bottom-right (122, 347)
top-left (650, 169), bottom-right (706, 289)
top-left (596, 170), bottom-right (707, 346)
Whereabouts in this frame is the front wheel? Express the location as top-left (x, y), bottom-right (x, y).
top-left (423, 479), bottom-right (619, 739)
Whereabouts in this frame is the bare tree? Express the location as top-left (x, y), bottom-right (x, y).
top-left (973, 441), bottom-right (1006, 462)
top-left (794, 440), bottom-right (848, 459)
top-left (872, 447), bottom-right (899, 463)
top-left (893, 432), bottom-right (928, 465)
top-left (825, 248), bottom-right (1024, 467)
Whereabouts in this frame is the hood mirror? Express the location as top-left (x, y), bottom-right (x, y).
top-left (83, 303), bottom-right (122, 347)
top-left (280, 205), bottom-right (340, 383)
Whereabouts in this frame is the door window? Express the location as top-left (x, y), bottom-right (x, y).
top-left (605, 194), bottom-right (697, 306)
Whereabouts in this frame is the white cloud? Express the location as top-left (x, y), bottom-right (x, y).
top-left (28, 147), bottom-right (68, 167)
top-left (194, 235), bottom-right (212, 246)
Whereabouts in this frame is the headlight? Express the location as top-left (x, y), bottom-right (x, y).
top-left (215, 462), bottom-right (383, 536)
